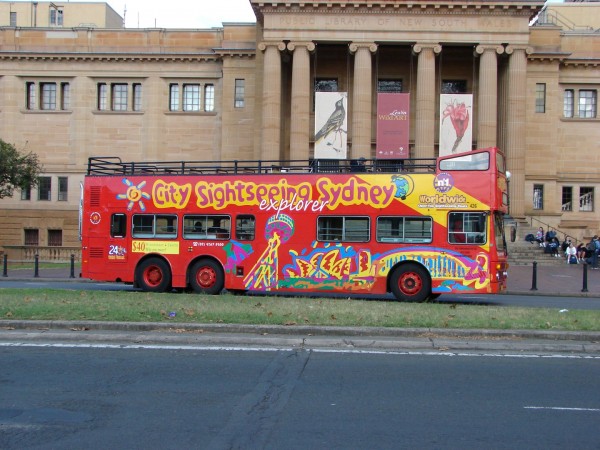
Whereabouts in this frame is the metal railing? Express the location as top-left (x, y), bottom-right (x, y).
top-left (2, 246), bottom-right (81, 262)
top-left (87, 156), bottom-right (437, 176)
top-left (528, 217), bottom-right (580, 247)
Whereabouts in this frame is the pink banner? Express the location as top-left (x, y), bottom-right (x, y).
top-left (376, 93), bottom-right (410, 159)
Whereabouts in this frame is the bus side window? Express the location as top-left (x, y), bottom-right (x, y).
top-left (236, 215), bottom-right (255, 241)
top-left (448, 213), bottom-right (466, 243)
top-left (111, 214), bottom-right (127, 238)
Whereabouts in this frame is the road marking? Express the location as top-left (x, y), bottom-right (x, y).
top-left (0, 341), bottom-right (599, 359)
top-left (525, 406), bottom-right (600, 412)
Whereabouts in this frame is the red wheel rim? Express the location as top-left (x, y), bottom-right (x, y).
top-left (143, 265), bottom-right (163, 287)
top-left (196, 266), bottom-right (216, 288)
top-left (397, 271), bottom-right (423, 296)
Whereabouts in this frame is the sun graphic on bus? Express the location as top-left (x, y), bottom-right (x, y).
top-left (116, 178), bottom-right (151, 211)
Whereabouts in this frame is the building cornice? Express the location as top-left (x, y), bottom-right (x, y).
top-left (251, 0), bottom-right (544, 21)
top-left (562, 58), bottom-right (600, 68)
top-left (0, 51), bottom-right (254, 62)
top-left (527, 51), bottom-right (571, 63)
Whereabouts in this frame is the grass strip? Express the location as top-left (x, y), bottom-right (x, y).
top-left (1, 288), bottom-right (599, 331)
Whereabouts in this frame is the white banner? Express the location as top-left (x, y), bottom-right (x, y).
top-left (314, 92), bottom-right (347, 159)
top-left (439, 93), bottom-right (472, 156)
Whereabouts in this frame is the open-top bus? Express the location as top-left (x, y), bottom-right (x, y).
top-left (80, 147), bottom-right (509, 302)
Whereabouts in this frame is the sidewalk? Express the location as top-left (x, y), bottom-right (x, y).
top-left (1, 262), bottom-right (599, 297)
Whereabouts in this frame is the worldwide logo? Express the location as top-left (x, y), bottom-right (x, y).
top-left (434, 172), bottom-right (454, 193)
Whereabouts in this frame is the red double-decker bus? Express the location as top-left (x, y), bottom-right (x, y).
top-left (80, 147), bottom-right (509, 302)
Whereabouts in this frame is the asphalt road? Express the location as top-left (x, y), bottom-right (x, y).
top-left (1, 343), bottom-right (599, 449)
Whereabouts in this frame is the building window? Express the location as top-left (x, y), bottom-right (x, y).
top-left (234, 79), bottom-right (245, 108)
top-left (58, 177), bottom-right (68, 201)
top-left (561, 186), bottom-right (573, 212)
top-left (61, 82), bottom-right (70, 110)
top-left (41, 83), bottom-right (57, 110)
top-left (535, 83), bottom-right (546, 113)
top-left (169, 84), bottom-right (180, 111)
top-left (38, 176), bottom-right (51, 201)
top-left (133, 83), bottom-right (142, 111)
top-left (24, 229), bottom-right (39, 246)
top-left (441, 80), bottom-right (467, 94)
top-left (49, 6), bottom-right (63, 26)
top-left (98, 83), bottom-right (108, 110)
top-left (10, 11), bottom-right (17, 27)
top-left (26, 82), bottom-right (36, 109)
top-left (183, 84), bottom-right (200, 111)
top-left (48, 229), bottom-right (63, 247)
top-left (580, 187), bottom-right (594, 212)
top-left (168, 82), bottom-right (215, 112)
top-left (205, 84), bottom-right (215, 111)
top-left (112, 84), bottom-right (128, 111)
top-left (21, 187), bottom-right (31, 201)
top-left (96, 82), bottom-right (142, 112)
top-left (579, 90), bottom-right (597, 119)
top-left (25, 82), bottom-right (70, 111)
top-left (563, 89), bottom-right (574, 118)
top-left (533, 184), bottom-right (544, 210)
top-left (377, 79), bottom-right (403, 93)
top-left (315, 79), bottom-right (339, 92)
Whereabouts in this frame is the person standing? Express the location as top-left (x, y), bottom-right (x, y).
top-left (584, 235), bottom-right (600, 269)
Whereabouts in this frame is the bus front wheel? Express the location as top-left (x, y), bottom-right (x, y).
top-left (190, 259), bottom-right (224, 295)
top-left (136, 258), bottom-right (172, 293)
top-left (390, 264), bottom-right (431, 302)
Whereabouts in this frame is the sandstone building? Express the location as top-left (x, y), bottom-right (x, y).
top-left (0, 0), bottom-right (598, 260)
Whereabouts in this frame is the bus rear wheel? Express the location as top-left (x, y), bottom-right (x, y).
top-left (390, 264), bottom-right (431, 302)
top-left (190, 259), bottom-right (224, 295)
top-left (136, 258), bottom-right (172, 293)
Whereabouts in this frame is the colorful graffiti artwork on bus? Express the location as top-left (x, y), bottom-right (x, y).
top-left (223, 240), bottom-right (254, 274)
top-left (243, 214), bottom-right (295, 290)
top-left (273, 243), bottom-right (490, 293)
top-left (116, 178), bottom-right (151, 211)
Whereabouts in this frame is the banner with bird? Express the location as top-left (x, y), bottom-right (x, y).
top-left (439, 94), bottom-right (472, 156)
top-left (314, 92), bottom-right (348, 159)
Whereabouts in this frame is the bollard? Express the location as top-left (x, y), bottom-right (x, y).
top-left (34, 254), bottom-right (39, 278)
top-left (70, 254), bottom-right (75, 279)
top-left (2, 254), bottom-right (7, 277)
top-left (530, 261), bottom-right (538, 291)
top-left (581, 263), bottom-right (588, 293)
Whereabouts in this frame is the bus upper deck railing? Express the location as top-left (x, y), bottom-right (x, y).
top-left (87, 156), bottom-right (438, 176)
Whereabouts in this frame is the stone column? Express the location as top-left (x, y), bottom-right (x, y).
top-left (505, 45), bottom-right (531, 217)
top-left (287, 41), bottom-right (315, 162)
top-left (350, 42), bottom-right (377, 159)
top-left (475, 45), bottom-right (504, 149)
top-left (413, 43), bottom-right (441, 159)
top-left (258, 42), bottom-right (286, 161)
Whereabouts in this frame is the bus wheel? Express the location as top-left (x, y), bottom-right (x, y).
top-left (190, 259), bottom-right (224, 295)
top-left (390, 264), bottom-right (431, 302)
top-left (136, 258), bottom-right (172, 293)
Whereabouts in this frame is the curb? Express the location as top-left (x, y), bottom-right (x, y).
top-left (2, 320), bottom-right (600, 355)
